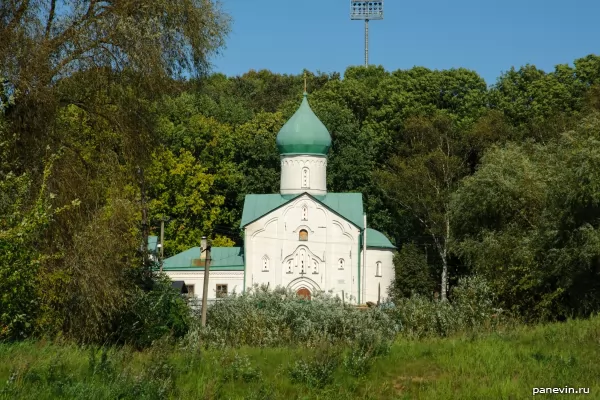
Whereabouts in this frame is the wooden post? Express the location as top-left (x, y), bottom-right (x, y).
top-left (377, 283), bottom-right (381, 306)
top-left (159, 219), bottom-right (165, 272)
top-left (200, 237), bottom-right (211, 327)
top-left (138, 167), bottom-right (149, 268)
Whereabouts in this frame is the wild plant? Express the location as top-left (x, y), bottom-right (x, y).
top-left (288, 344), bottom-right (341, 388)
top-left (184, 285), bottom-right (399, 349)
top-left (389, 275), bottom-right (507, 338)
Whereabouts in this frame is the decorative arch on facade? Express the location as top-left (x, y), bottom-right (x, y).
top-left (283, 246), bottom-right (323, 275)
top-left (287, 276), bottom-right (321, 294)
top-left (293, 225), bottom-right (313, 234)
top-left (250, 217), bottom-right (279, 239)
top-left (332, 220), bottom-right (355, 242)
top-left (282, 198), bottom-right (327, 226)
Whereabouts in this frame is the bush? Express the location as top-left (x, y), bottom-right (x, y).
top-left (343, 348), bottom-right (372, 377)
top-left (388, 275), bottom-right (506, 338)
top-left (220, 353), bottom-right (262, 383)
top-left (289, 345), bottom-right (341, 388)
top-left (184, 285), bottom-right (399, 349)
top-left (451, 275), bottom-right (500, 330)
top-left (111, 273), bottom-right (191, 349)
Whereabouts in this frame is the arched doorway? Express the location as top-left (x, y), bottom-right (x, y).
top-left (296, 287), bottom-right (311, 300)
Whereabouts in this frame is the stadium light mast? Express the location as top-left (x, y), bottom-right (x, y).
top-left (350, 1), bottom-right (384, 67)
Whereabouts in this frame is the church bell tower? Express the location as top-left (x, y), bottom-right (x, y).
top-left (276, 77), bottom-right (332, 196)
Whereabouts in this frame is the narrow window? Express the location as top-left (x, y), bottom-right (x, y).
top-left (302, 205), bottom-right (308, 221)
top-left (338, 259), bottom-right (345, 270)
top-left (313, 259), bottom-right (319, 274)
top-left (376, 261), bottom-right (382, 277)
top-left (216, 284), bottom-right (228, 298)
top-left (299, 229), bottom-right (308, 241)
top-left (287, 260), bottom-right (293, 273)
top-left (301, 167), bottom-right (310, 188)
top-left (262, 255), bottom-right (269, 271)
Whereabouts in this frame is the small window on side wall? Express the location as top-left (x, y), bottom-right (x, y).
top-left (375, 261), bottom-right (382, 277)
top-left (216, 284), bottom-right (228, 298)
top-left (338, 258), bottom-right (345, 270)
top-left (299, 229), bottom-right (308, 241)
top-left (302, 205), bottom-right (308, 221)
top-left (262, 255), bottom-right (269, 272)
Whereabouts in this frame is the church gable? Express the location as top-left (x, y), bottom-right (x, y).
top-left (246, 194), bottom-right (357, 235)
top-left (241, 192), bottom-right (364, 229)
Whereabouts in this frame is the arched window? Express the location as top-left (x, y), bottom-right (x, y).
top-left (338, 258), bottom-right (345, 270)
top-left (299, 229), bottom-right (308, 241)
top-left (313, 259), bottom-right (319, 274)
top-left (302, 205), bottom-right (308, 221)
top-left (301, 167), bottom-right (310, 188)
top-left (262, 255), bottom-right (269, 272)
top-left (376, 261), bottom-right (382, 277)
top-left (287, 260), bottom-right (293, 273)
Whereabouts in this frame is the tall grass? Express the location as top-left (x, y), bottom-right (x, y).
top-left (1, 316), bottom-right (599, 399)
top-left (5, 276), bottom-right (590, 399)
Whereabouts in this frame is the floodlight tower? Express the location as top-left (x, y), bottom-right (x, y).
top-left (350, 1), bottom-right (384, 67)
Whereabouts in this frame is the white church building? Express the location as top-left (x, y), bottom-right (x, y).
top-left (161, 91), bottom-right (396, 304)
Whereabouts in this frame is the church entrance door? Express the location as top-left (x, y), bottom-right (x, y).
top-left (296, 287), bottom-right (311, 300)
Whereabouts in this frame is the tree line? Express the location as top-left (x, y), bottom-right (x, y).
top-left (1, 1), bottom-right (599, 342)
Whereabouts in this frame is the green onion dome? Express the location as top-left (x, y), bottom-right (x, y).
top-left (276, 92), bottom-right (332, 155)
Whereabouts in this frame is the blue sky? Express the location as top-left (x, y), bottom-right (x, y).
top-left (213, 0), bottom-right (599, 85)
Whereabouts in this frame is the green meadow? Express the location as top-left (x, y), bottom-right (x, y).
top-left (1, 315), bottom-right (598, 400)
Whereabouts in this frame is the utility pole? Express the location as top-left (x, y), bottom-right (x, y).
top-left (159, 219), bottom-right (165, 272)
top-left (138, 167), bottom-right (149, 268)
top-left (200, 236), bottom-right (212, 327)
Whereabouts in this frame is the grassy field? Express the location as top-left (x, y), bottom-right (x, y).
top-left (1, 316), bottom-right (599, 400)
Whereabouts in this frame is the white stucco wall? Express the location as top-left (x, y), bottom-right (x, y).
top-left (164, 270), bottom-right (244, 300)
top-left (280, 155), bottom-right (327, 196)
top-left (364, 248), bottom-right (395, 303)
top-left (245, 194), bottom-right (361, 303)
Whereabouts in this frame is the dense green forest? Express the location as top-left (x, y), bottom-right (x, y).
top-left (1, 1), bottom-right (600, 344)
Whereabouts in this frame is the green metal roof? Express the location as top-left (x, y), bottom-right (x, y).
top-left (366, 228), bottom-right (396, 249)
top-left (276, 93), bottom-right (332, 155)
top-left (162, 247), bottom-right (244, 271)
top-left (241, 193), bottom-right (364, 229)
